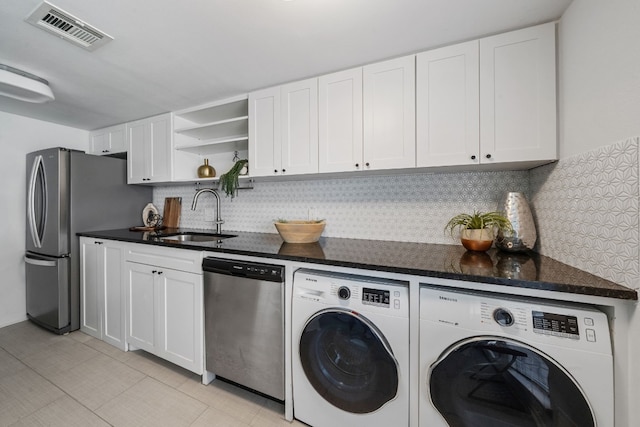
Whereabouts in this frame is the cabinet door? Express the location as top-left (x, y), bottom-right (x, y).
top-left (281, 78), bottom-right (318, 176)
top-left (363, 55), bottom-right (416, 170)
top-left (80, 238), bottom-right (101, 338)
top-left (417, 41), bottom-right (480, 167)
top-left (480, 22), bottom-right (557, 164)
top-left (319, 68), bottom-right (363, 173)
top-left (157, 269), bottom-right (203, 374)
top-left (107, 124), bottom-right (127, 154)
top-left (249, 87), bottom-right (281, 177)
top-left (89, 131), bottom-right (108, 156)
top-left (126, 262), bottom-right (156, 353)
top-left (103, 244), bottom-right (125, 349)
top-left (127, 120), bottom-right (148, 184)
top-left (147, 114), bottom-right (172, 182)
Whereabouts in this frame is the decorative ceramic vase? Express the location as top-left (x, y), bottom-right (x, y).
top-left (495, 192), bottom-right (537, 252)
top-left (197, 159), bottom-right (216, 178)
top-left (460, 228), bottom-right (494, 252)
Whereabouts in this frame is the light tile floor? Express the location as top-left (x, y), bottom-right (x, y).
top-left (0, 321), bottom-right (308, 427)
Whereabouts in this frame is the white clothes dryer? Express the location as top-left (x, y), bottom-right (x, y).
top-left (419, 286), bottom-right (613, 427)
top-left (292, 269), bottom-right (410, 427)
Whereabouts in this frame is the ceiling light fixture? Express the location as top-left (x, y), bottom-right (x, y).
top-left (0, 64), bottom-right (55, 103)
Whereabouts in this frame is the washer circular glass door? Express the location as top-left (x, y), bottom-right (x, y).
top-left (428, 337), bottom-right (595, 427)
top-left (299, 308), bottom-right (399, 414)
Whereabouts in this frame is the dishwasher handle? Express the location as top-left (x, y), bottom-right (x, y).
top-left (203, 258), bottom-right (285, 283)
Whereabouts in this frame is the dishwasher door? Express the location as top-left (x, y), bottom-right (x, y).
top-left (203, 258), bottom-right (285, 400)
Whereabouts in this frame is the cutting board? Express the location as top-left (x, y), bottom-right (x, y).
top-left (163, 197), bottom-right (182, 228)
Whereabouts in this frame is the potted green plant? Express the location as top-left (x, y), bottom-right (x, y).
top-left (218, 159), bottom-right (248, 198)
top-left (444, 210), bottom-right (513, 251)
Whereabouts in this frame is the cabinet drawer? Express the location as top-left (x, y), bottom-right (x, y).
top-left (125, 244), bottom-right (202, 274)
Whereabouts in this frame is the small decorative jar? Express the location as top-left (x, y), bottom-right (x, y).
top-left (197, 159), bottom-right (216, 178)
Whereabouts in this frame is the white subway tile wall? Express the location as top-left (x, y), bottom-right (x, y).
top-left (531, 137), bottom-right (639, 289)
top-left (153, 171), bottom-right (529, 245)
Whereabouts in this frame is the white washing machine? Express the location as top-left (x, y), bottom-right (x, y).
top-left (419, 286), bottom-right (613, 427)
top-left (292, 269), bottom-right (410, 427)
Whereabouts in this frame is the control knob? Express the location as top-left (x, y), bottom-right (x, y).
top-left (338, 286), bottom-right (351, 300)
top-left (493, 308), bottom-right (514, 327)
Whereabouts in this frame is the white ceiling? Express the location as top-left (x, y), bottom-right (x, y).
top-left (0, 0), bottom-right (573, 131)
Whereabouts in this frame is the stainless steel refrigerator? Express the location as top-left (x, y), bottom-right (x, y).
top-left (25, 147), bottom-right (152, 334)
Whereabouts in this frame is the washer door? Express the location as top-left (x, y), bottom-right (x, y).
top-left (429, 337), bottom-right (595, 427)
top-left (299, 308), bottom-right (399, 414)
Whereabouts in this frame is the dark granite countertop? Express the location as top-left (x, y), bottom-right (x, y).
top-left (78, 228), bottom-right (638, 301)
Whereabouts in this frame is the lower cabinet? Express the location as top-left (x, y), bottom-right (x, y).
top-left (125, 257), bottom-right (203, 375)
top-left (80, 237), bottom-right (127, 350)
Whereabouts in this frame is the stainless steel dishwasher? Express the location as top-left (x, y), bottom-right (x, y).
top-left (202, 257), bottom-right (285, 400)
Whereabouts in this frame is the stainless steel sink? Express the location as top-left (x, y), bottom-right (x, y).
top-left (161, 232), bottom-right (237, 242)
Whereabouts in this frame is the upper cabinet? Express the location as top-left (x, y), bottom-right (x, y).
top-left (416, 41), bottom-right (479, 167)
top-left (318, 56), bottom-right (416, 174)
top-left (89, 124), bottom-right (127, 156)
top-left (417, 22), bottom-right (557, 168)
top-left (111, 23), bottom-right (556, 185)
top-left (318, 68), bottom-right (363, 173)
top-left (172, 95), bottom-right (249, 182)
top-left (127, 113), bottom-right (173, 184)
top-left (479, 23), bottom-right (557, 164)
top-left (363, 56), bottom-right (416, 171)
top-left (249, 78), bottom-right (318, 177)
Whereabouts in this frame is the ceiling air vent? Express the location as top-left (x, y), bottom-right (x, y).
top-left (25, 1), bottom-right (113, 51)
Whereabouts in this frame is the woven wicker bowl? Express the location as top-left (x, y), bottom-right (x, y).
top-left (274, 220), bottom-right (326, 244)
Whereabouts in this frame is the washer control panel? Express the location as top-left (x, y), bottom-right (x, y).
top-left (362, 287), bottom-right (390, 307)
top-left (420, 286), bottom-right (612, 354)
top-left (532, 311), bottom-right (579, 339)
top-left (294, 269), bottom-right (409, 317)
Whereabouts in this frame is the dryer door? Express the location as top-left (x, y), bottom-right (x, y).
top-left (428, 337), bottom-right (595, 427)
top-left (299, 308), bottom-right (399, 414)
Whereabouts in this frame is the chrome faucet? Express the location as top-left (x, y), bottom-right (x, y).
top-left (191, 188), bottom-right (224, 234)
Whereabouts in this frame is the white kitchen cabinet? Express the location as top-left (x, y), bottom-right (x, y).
top-left (89, 124), bottom-right (127, 156)
top-left (416, 41), bottom-right (480, 167)
top-left (125, 245), bottom-right (203, 374)
top-left (80, 237), bottom-right (127, 350)
top-left (363, 55), bottom-right (416, 170)
top-left (318, 67), bottom-right (363, 173)
top-left (249, 78), bottom-right (318, 177)
top-left (318, 57), bottom-right (415, 174)
top-left (479, 22), bottom-right (557, 164)
top-left (127, 113), bottom-right (173, 184)
top-left (417, 23), bottom-right (556, 167)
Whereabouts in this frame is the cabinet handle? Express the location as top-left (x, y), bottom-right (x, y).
top-left (471, 155), bottom-right (476, 160)
top-left (365, 162), bottom-right (370, 167)
top-left (94, 241), bottom-right (103, 245)
top-left (152, 270), bottom-right (157, 274)
top-left (157, 271), bottom-right (163, 275)
top-left (355, 163), bottom-right (359, 168)
top-left (282, 169), bottom-right (286, 173)
top-left (485, 154), bottom-right (492, 159)
top-left (274, 169), bottom-right (278, 174)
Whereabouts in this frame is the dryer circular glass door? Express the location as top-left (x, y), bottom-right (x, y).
top-left (299, 308), bottom-right (399, 413)
top-left (428, 337), bottom-right (595, 427)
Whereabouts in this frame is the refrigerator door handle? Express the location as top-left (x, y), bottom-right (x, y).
top-left (24, 254), bottom-right (57, 267)
top-left (27, 154), bottom-right (44, 249)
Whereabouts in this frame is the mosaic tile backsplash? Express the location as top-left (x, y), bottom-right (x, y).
top-left (153, 136), bottom-right (639, 289)
top-left (530, 137), bottom-right (639, 289)
top-left (153, 171), bottom-right (529, 245)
